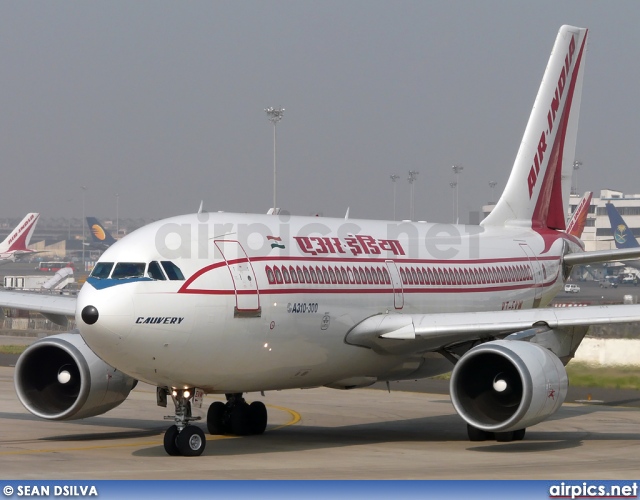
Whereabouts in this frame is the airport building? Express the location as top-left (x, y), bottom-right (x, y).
top-left (481, 189), bottom-right (640, 253)
top-left (566, 189), bottom-right (640, 252)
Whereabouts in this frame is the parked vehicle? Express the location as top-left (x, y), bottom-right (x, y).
top-left (564, 284), bottom-right (580, 293)
top-left (599, 280), bottom-right (618, 288)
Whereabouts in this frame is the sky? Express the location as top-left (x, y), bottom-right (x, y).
top-left (2, 1), bottom-right (640, 224)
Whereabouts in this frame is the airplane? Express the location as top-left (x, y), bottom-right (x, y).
top-left (606, 202), bottom-right (640, 249)
top-left (604, 201), bottom-right (640, 270)
top-left (566, 191), bottom-right (592, 238)
top-left (5, 25), bottom-right (640, 457)
top-left (0, 213), bottom-right (41, 264)
top-left (86, 217), bottom-right (117, 250)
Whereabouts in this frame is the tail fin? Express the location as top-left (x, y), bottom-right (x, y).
top-left (566, 191), bottom-right (593, 238)
top-left (606, 203), bottom-right (639, 249)
top-left (482, 25), bottom-right (588, 229)
top-left (0, 213), bottom-right (40, 253)
top-left (86, 217), bottom-right (117, 247)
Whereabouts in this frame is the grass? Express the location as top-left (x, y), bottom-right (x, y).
top-left (1, 344), bottom-right (639, 390)
top-left (433, 362), bottom-right (640, 390)
top-left (0, 345), bottom-right (28, 355)
top-left (565, 362), bottom-right (640, 390)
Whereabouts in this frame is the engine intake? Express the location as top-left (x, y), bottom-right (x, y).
top-left (450, 340), bottom-right (567, 433)
top-left (14, 332), bottom-right (136, 420)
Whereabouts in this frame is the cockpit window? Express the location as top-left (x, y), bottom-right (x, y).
top-left (111, 262), bottom-right (146, 279)
top-left (147, 261), bottom-right (166, 280)
top-left (90, 262), bottom-right (114, 279)
top-left (161, 261), bottom-right (185, 280)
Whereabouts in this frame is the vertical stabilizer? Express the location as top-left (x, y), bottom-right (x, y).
top-left (482, 26), bottom-right (588, 229)
top-left (0, 213), bottom-right (40, 253)
top-left (86, 217), bottom-right (117, 248)
top-left (606, 203), bottom-right (640, 249)
top-left (566, 191), bottom-right (593, 238)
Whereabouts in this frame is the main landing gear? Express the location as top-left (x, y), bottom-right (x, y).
top-left (207, 393), bottom-right (268, 436)
top-left (161, 389), bottom-right (268, 456)
top-left (467, 424), bottom-right (526, 442)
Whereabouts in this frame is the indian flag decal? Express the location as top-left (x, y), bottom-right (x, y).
top-left (267, 235), bottom-right (285, 249)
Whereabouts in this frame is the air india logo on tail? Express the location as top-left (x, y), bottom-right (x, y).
top-left (527, 34), bottom-right (577, 198)
top-left (7, 214), bottom-right (36, 246)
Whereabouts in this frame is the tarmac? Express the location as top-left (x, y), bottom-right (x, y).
top-left (1, 272), bottom-right (640, 479)
top-left (1, 362), bottom-right (640, 480)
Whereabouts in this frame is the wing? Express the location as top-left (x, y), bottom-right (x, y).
top-left (0, 290), bottom-right (76, 326)
top-left (346, 304), bottom-right (640, 357)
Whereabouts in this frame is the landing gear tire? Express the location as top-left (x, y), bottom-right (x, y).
top-left (163, 425), bottom-right (180, 456)
top-left (495, 431), bottom-right (514, 442)
top-left (177, 426), bottom-right (206, 457)
top-left (231, 403), bottom-right (251, 436)
top-left (207, 401), bottom-right (227, 435)
top-left (513, 428), bottom-right (526, 441)
top-left (249, 401), bottom-right (268, 435)
top-left (467, 424), bottom-right (490, 442)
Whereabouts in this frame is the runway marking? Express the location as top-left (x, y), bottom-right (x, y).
top-left (0, 403), bottom-right (301, 456)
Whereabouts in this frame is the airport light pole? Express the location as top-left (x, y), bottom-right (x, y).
top-left (408, 170), bottom-right (419, 221)
top-left (390, 174), bottom-right (400, 220)
top-left (265, 107), bottom-right (285, 213)
top-left (449, 182), bottom-right (457, 222)
top-left (572, 160), bottom-right (582, 195)
top-left (489, 180), bottom-right (497, 203)
top-left (67, 199), bottom-right (72, 240)
top-left (452, 165), bottom-right (463, 223)
top-left (81, 186), bottom-right (87, 271)
top-left (116, 193), bottom-right (119, 237)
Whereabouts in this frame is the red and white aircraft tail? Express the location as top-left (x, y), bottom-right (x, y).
top-left (566, 191), bottom-right (593, 238)
top-left (0, 213), bottom-right (41, 262)
top-left (482, 26), bottom-right (588, 230)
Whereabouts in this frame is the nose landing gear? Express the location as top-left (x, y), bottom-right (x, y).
top-left (163, 388), bottom-right (206, 456)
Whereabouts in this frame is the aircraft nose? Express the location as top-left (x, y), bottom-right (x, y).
top-left (81, 305), bottom-right (99, 325)
top-left (76, 283), bottom-right (134, 367)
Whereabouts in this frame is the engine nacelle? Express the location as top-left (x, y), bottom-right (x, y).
top-left (450, 340), bottom-right (567, 433)
top-left (14, 332), bottom-right (136, 420)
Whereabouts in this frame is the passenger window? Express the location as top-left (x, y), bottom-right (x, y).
top-left (147, 261), bottom-right (166, 280)
top-left (112, 262), bottom-right (146, 279)
top-left (161, 261), bottom-right (185, 280)
top-left (90, 262), bottom-right (114, 279)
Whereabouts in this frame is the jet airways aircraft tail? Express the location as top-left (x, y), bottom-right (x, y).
top-left (606, 202), bottom-right (640, 249)
top-left (482, 26), bottom-right (588, 230)
top-left (86, 217), bottom-right (117, 249)
top-left (0, 213), bottom-right (40, 259)
top-left (566, 191), bottom-right (592, 238)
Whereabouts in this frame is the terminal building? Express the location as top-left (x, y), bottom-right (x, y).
top-left (567, 189), bottom-right (640, 252)
top-left (482, 189), bottom-right (640, 282)
top-left (481, 189), bottom-right (640, 252)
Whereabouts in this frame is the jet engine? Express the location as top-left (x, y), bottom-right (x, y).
top-left (14, 332), bottom-right (136, 420)
top-left (450, 340), bottom-right (567, 433)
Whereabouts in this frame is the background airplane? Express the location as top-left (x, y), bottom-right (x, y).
top-left (5, 25), bottom-right (640, 458)
top-left (566, 192), bottom-right (592, 238)
top-left (604, 202), bottom-right (640, 271)
top-left (0, 213), bottom-right (40, 264)
top-left (85, 217), bottom-right (117, 250)
top-left (606, 202), bottom-right (640, 249)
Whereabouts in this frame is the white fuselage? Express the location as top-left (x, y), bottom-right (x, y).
top-left (76, 212), bottom-right (578, 393)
